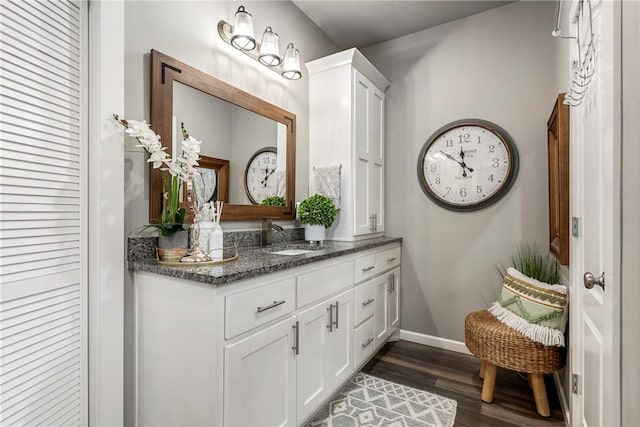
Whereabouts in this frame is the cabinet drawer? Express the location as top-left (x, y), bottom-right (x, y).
top-left (375, 246), bottom-right (401, 273)
top-left (354, 254), bottom-right (376, 284)
top-left (354, 316), bottom-right (376, 368)
top-left (297, 260), bottom-right (353, 308)
top-left (225, 278), bottom-right (296, 339)
top-left (353, 279), bottom-right (375, 326)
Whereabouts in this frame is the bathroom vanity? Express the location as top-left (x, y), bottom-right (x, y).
top-left (130, 238), bottom-right (401, 426)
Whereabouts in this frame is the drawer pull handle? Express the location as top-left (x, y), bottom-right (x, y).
top-left (327, 304), bottom-right (334, 332)
top-left (387, 257), bottom-right (397, 263)
top-left (362, 338), bottom-right (374, 348)
top-left (362, 266), bottom-right (375, 272)
top-left (292, 321), bottom-right (299, 355)
top-left (257, 300), bottom-right (286, 313)
top-left (362, 298), bottom-right (375, 306)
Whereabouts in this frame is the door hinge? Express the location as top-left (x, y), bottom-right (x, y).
top-left (572, 373), bottom-right (579, 394)
top-left (572, 217), bottom-right (580, 237)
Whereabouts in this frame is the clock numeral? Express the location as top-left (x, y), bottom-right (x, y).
top-left (492, 158), bottom-right (500, 168)
top-left (488, 174), bottom-right (494, 182)
top-left (446, 187), bottom-right (452, 194)
top-left (489, 145), bottom-right (495, 153)
top-left (476, 186), bottom-right (483, 194)
top-left (430, 164), bottom-right (437, 172)
top-left (458, 133), bottom-right (470, 144)
top-left (460, 188), bottom-right (467, 197)
top-left (445, 139), bottom-right (453, 147)
top-left (435, 177), bottom-right (441, 185)
top-left (477, 136), bottom-right (482, 143)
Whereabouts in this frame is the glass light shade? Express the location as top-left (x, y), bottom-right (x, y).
top-left (231, 6), bottom-right (256, 51)
top-left (258, 26), bottom-right (281, 66)
top-left (281, 43), bottom-right (302, 80)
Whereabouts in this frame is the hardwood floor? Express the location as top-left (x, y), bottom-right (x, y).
top-left (361, 340), bottom-right (566, 427)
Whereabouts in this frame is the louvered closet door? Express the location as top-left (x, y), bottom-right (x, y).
top-left (0, 1), bottom-right (87, 426)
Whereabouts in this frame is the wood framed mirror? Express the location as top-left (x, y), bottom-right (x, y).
top-left (150, 49), bottom-right (296, 222)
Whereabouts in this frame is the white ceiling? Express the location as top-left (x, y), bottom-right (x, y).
top-left (292, 1), bottom-right (513, 49)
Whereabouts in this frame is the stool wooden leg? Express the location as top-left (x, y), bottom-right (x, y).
top-left (528, 374), bottom-right (533, 389)
top-left (481, 363), bottom-right (497, 403)
top-left (529, 373), bottom-right (550, 417)
top-left (479, 360), bottom-right (487, 379)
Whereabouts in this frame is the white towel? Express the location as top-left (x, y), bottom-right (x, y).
top-left (275, 170), bottom-right (286, 198)
top-left (313, 165), bottom-right (342, 209)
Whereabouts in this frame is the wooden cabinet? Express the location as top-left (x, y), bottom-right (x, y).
top-left (224, 316), bottom-right (297, 426)
top-left (307, 48), bottom-right (390, 241)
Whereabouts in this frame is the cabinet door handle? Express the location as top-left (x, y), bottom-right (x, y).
top-left (292, 321), bottom-right (299, 355)
top-left (362, 337), bottom-right (374, 348)
top-left (362, 266), bottom-right (375, 272)
top-left (257, 300), bottom-right (286, 313)
top-left (334, 301), bottom-right (339, 329)
top-left (327, 304), bottom-right (334, 332)
top-left (362, 298), bottom-right (375, 306)
top-left (388, 274), bottom-right (392, 293)
top-left (387, 257), bottom-right (397, 263)
top-left (391, 273), bottom-right (395, 293)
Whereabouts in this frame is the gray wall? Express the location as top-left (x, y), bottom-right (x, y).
top-left (123, 1), bottom-right (338, 234)
top-left (122, 3), bottom-right (337, 425)
top-left (362, 1), bottom-right (557, 342)
top-left (621, 1), bottom-right (640, 424)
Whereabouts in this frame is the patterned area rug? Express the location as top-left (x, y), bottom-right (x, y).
top-left (305, 373), bottom-right (457, 427)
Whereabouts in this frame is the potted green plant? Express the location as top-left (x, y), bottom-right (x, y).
top-left (260, 195), bottom-right (287, 207)
top-left (115, 115), bottom-right (201, 250)
top-left (297, 194), bottom-right (337, 243)
top-left (490, 242), bottom-right (568, 347)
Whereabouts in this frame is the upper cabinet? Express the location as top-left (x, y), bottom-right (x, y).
top-left (307, 49), bottom-right (390, 241)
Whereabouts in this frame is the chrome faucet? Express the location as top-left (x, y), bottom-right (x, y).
top-left (261, 218), bottom-right (284, 246)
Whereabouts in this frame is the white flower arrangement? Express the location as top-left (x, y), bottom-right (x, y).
top-left (115, 114), bottom-right (202, 236)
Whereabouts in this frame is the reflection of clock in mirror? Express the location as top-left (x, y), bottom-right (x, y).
top-left (244, 147), bottom-right (278, 205)
top-left (417, 119), bottom-right (519, 212)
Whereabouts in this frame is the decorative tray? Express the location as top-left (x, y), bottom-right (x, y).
top-left (156, 244), bottom-right (238, 267)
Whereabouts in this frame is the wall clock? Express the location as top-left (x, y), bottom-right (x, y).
top-left (244, 147), bottom-right (278, 205)
top-left (417, 119), bottom-right (519, 212)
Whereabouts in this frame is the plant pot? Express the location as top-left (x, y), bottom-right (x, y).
top-left (158, 229), bottom-right (188, 249)
top-left (305, 224), bottom-right (326, 243)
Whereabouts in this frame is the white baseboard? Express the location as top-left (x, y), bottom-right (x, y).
top-left (553, 371), bottom-right (571, 425)
top-left (399, 330), bottom-right (472, 355)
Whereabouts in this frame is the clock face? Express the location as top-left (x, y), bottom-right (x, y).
top-left (417, 119), bottom-right (519, 211)
top-left (244, 147), bottom-right (279, 205)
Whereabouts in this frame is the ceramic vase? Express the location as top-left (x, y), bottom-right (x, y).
top-left (305, 224), bottom-right (325, 243)
top-left (158, 229), bottom-right (188, 249)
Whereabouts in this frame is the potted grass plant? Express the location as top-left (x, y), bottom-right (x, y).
top-left (490, 242), bottom-right (568, 347)
top-left (297, 194), bottom-right (337, 243)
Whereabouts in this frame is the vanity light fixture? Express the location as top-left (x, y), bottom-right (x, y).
top-left (218, 5), bottom-right (302, 80)
top-left (258, 26), bottom-right (280, 66)
top-left (230, 6), bottom-right (255, 50)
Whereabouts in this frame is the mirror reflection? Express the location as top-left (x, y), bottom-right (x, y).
top-left (173, 81), bottom-right (287, 205)
top-left (149, 49), bottom-right (296, 222)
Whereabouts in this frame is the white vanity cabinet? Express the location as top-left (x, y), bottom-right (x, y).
top-left (307, 48), bottom-right (390, 241)
top-left (133, 242), bottom-right (400, 426)
top-left (224, 316), bottom-right (297, 426)
top-left (296, 289), bottom-right (353, 423)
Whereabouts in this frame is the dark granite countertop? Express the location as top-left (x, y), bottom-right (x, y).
top-left (128, 237), bottom-right (402, 286)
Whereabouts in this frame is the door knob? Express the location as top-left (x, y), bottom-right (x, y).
top-left (584, 271), bottom-right (605, 290)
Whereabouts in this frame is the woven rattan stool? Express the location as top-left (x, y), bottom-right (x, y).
top-left (464, 310), bottom-right (565, 417)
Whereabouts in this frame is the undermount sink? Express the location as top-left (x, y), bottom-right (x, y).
top-left (269, 249), bottom-right (314, 256)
